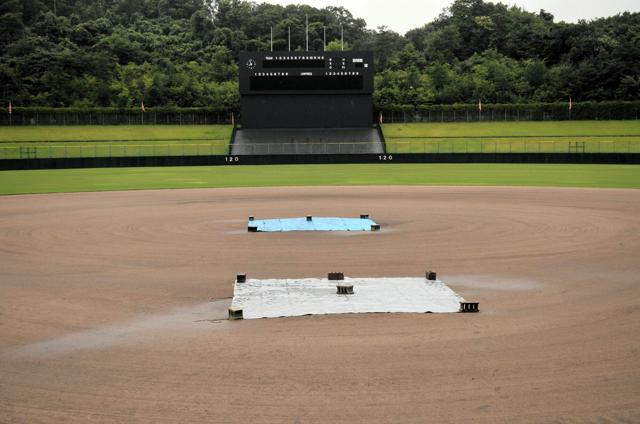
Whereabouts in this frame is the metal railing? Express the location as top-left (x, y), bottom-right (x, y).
top-left (0, 143), bottom-right (229, 160)
top-left (1, 140), bottom-right (639, 160)
top-left (380, 107), bottom-right (640, 123)
top-left (0, 111), bottom-right (234, 126)
top-left (385, 140), bottom-right (640, 154)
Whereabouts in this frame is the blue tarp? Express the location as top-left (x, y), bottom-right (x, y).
top-left (249, 217), bottom-right (377, 232)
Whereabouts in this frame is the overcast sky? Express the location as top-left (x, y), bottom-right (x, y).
top-left (258, 0), bottom-right (640, 34)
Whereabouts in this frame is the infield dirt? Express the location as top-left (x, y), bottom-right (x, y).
top-left (1, 186), bottom-right (639, 423)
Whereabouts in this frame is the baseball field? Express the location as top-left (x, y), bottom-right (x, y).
top-left (1, 122), bottom-right (639, 423)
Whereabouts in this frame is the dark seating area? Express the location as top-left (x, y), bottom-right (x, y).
top-left (231, 127), bottom-right (384, 155)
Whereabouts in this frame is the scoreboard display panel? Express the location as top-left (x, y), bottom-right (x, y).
top-left (239, 51), bottom-right (374, 128)
top-left (239, 51), bottom-right (373, 95)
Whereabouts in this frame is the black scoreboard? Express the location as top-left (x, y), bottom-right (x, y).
top-left (239, 51), bottom-right (374, 129)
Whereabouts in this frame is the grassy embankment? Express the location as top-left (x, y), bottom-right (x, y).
top-left (383, 121), bottom-right (640, 153)
top-left (0, 125), bottom-right (232, 158)
top-left (2, 121), bottom-right (640, 158)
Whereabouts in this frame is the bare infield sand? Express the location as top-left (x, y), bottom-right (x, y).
top-left (0, 186), bottom-right (639, 423)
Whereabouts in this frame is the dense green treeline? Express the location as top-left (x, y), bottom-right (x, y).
top-left (0, 0), bottom-right (638, 109)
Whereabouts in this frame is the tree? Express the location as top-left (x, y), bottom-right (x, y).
top-left (325, 39), bottom-right (349, 51)
top-left (0, 0), bottom-right (25, 46)
top-left (1, 0), bottom-right (638, 108)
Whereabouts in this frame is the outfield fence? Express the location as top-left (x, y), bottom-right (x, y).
top-left (379, 102), bottom-right (640, 123)
top-left (380, 109), bottom-right (640, 123)
top-left (0, 142), bottom-right (229, 159)
top-left (0, 110), bottom-right (234, 126)
top-left (2, 140), bottom-right (640, 159)
top-left (2, 102), bottom-right (639, 126)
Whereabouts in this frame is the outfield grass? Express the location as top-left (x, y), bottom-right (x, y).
top-left (384, 121), bottom-right (640, 154)
top-left (0, 164), bottom-right (638, 195)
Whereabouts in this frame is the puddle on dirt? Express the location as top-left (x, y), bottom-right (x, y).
top-left (447, 275), bottom-right (542, 291)
top-left (226, 228), bottom-right (397, 236)
top-left (332, 227), bottom-right (397, 236)
top-left (225, 229), bottom-right (253, 235)
top-left (210, 219), bottom-right (247, 224)
top-left (4, 299), bottom-right (231, 359)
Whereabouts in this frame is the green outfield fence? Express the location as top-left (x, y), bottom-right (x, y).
top-left (380, 109), bottom-right (634, 123)
top-left (0, 109), bottom-right (235, 126)
top-left (379, 101), bottom-right (640, 122)
top-left (2, 140), bottom-right (640, 160)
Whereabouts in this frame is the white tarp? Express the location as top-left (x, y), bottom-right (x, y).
top-left (231, 277), bottom-right (464, 319)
